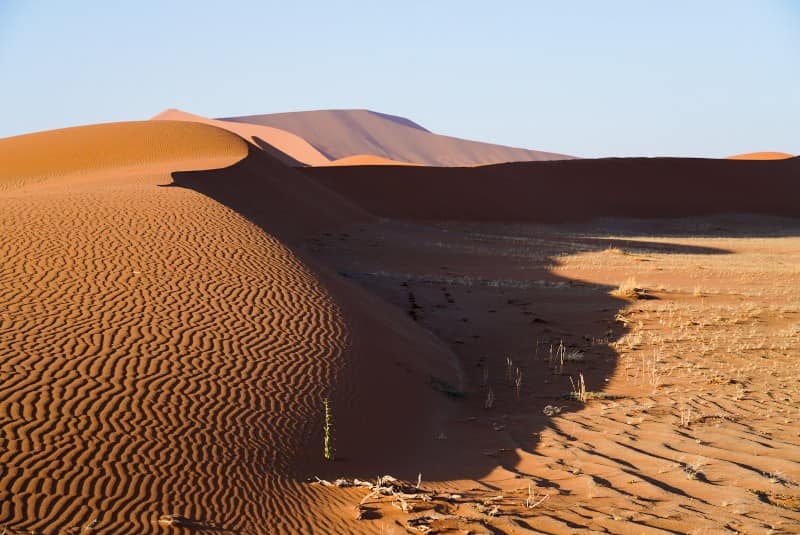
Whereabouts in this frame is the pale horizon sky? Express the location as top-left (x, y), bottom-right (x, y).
top-left (1, 1), bottom-right (798, 158)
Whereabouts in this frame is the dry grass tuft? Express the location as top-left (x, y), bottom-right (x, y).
top-left (611, 277), bottom-right (649, 299)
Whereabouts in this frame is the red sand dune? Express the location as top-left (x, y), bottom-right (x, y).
top-left (0, 120), bottom-right (248, 189)
top-left (221, 109), bottom-right (574, 166)
top-left (152, 108), bottom-right (330, 166)
top-left (727, 151), bottom-right (795, 160)
top-left (4, 116), bottom-right (800, 534)
top-left (0, 121), bottom-right (461, 533)
top-left (302, 156), bottom-right (800, 222)
top-left (323, 153), bottom-right (422, 166)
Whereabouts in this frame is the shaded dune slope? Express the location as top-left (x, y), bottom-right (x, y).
top-left (222, 109), bottom-right (573, 166)
top-left (152, 108), bottom-right (330, 166)
top-left (302, 157), bottom-right (800, 222)
top-left (0, 123), bottom-right (460, 533)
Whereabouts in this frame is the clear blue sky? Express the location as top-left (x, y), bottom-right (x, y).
top-left (1, 1), bottom-right (798, 157)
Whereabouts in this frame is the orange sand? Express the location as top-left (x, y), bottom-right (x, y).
top-left (0, 120), bottom-right (247, 189)
top-left (323, 154), bottom-right (422, 166)
top-left (0, 121), bottom-right (459, 533)
top-left (152, 109), bottom-right (330, 166)
top-left (2, 117), bottom-right (799, 534)
top-left (728, 151), bottom-right (795, 160)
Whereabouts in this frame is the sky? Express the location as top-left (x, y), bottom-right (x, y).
top-left (1, 0), bottom-right (798, 157)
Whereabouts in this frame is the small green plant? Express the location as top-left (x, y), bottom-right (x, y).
top-left (323, 398), bottom-right (335, 461)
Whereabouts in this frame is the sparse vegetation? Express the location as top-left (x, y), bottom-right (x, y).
top-left (611, 277), bottom-right (649, 299)
top-left (569, 373), bottom-right (587, 403)
top-left (484, 387), bottom-right (495, 409)
top-left (323, 398), bottom-right (334, 461)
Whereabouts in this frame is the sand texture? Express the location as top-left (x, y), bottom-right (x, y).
top-left (2, 117), bottom-right (799, 534)
top-left (221, 109), bottom-right (574, 166)
top-left (0, 120), bottom-right (248, 190)
top-left (0, 122), bottom-right (460, 533)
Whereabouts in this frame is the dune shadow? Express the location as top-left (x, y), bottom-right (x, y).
top-left (249, 135), bottom-right (307, 167)
top-left (318, 222), bottom-right (735, 485)
top-left (166, 149), bottom-right (792, 496)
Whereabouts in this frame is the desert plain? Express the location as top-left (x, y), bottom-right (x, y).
top-left (0, 110), bottom-right (799, 534)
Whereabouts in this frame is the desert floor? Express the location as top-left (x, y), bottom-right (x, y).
top-left (302, 216), bottom-right (800, 534)
top-left (1, 122), bottom-right (798, 534)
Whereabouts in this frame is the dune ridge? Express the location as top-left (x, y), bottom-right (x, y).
top-left (221, 109), bottom-right (574, 166)
top-left (302, 156), bottom-right (800, 222)
top-left (0, 120), bottom-right (248, 190)
top-left (0, 122), bottom-right (461, 534)
top-left (152, 108), bottom-right (330, 166)
top-left (323, 153), bottom-right (422, 166)
top-left (727, 151), bottom-right (795, 160)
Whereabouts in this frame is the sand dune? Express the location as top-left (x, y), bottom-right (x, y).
top-left (728, 151), bottom-right (795, 160)
top-left (303, 156), bottom-right (800, 222)
top-left (0, 120), bottom-right (247, 189)
top-left (0, 124), bottom-right (460, 533)
top-left (323, 153), bottom-right (422, 166)
top-left (152, 108), bottom-right (330, 166)
top-left (221, 109), bottom-right (574, 166)
top-left (3, 116), bottom-right (799, 534)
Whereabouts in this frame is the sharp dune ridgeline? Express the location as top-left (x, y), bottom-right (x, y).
top-left (151, 108), bottom-right (331, 166)
top-left (302, 156), bottom-right (800, 222)
top-left (727, 151), bottom-right (795, 160)
top-left (0, 120), bottom-right (249, 189)
top-left (1, 112), bottom-right (800, 534)
top-left (0, 120), bottom-right (460, 533)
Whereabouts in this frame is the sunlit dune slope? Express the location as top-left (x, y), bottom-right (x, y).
top-left (322, 153), bottom-right (422, 166)
top-left (302, 156), bottom-right (800, 222)
top-left (152, 108), bottom-right (330, 166)
top-left (727, 151), bottom-right (794, 160)
top-left (0, 120), bottom-right (248, 188)
top-left (222, 109), bottom-right (574, 166)
top-left (0, 121), bottom-right (460, 534)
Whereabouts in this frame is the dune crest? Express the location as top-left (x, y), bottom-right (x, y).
top-left (303, 156), bottom-right (800, 222)
top-left (221, 109), bottom-right (574, 166)
top-left (0, 120), bottom-right (248, 190)
top-left (727, 151), bottom-right (794, 160)
top-left (152, 108), bottom-right (330, 166)
top-left (323, 153), bottom-right (422, 166)
top-left (0, 122), bottom-right (460, 533)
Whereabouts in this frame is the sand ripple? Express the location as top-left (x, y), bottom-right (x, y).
top-left (0, 178), bottom-right (346, 533)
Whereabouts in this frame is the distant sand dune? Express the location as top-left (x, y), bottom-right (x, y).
top-left (727, 151), bottom-right (794, 160)
top-left (221, 109), bottom-right (574, 166)
top-left (152, 108), bottom-right (330, 166)
top-left (303, 156), bottom-right (800, 222)
top-left (323, 153), bottom-right (422, 166)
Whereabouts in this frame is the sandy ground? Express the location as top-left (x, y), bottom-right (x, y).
top-left (0, 122), bottom-right (461, 534)
top-left (1, 119), bottom-right (798, 534)
top-left (305, 217), bottom-right (800, 534)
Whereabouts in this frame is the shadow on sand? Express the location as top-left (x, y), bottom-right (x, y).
top-left (166, 147), bottom-right (782, 502)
